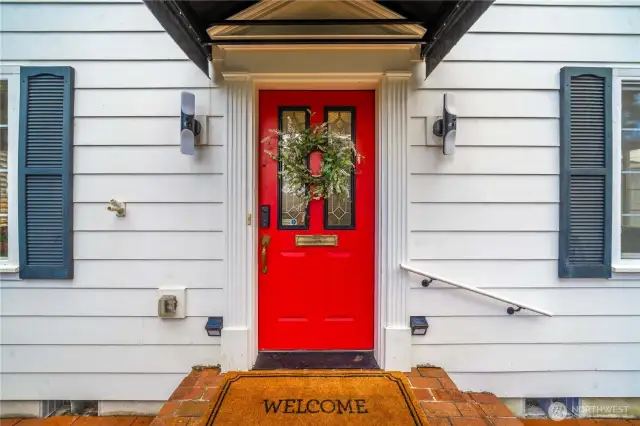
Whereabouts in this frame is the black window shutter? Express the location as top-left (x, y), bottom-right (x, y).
top-left (559, 67), bottom-right (612, 278)
top-left (19, 67), bottom-right (74, 279)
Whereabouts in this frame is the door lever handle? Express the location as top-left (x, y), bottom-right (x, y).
top-left (261, 234), bottom-right (271, 274)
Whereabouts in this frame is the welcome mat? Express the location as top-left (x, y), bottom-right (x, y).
top-left (202, 370), bottom-right (429, 425)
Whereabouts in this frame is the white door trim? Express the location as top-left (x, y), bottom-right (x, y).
top-left (220, 71), bottom-right (411, 372)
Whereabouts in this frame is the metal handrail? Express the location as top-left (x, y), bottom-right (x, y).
top-left (400, 263), bottom-right (553, 317)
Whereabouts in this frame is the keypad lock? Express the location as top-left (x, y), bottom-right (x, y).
top-left (260, 205), bottom-right (270, 228)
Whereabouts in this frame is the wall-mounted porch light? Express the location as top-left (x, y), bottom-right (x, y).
top-left (410, 316), bottom-right (429, 336)
top-left (180, 91), bottom-right (202, 155)
top-left (205, 317), bottom-right (223, 336)
top-left (432, 92), bottom-right (457, 155)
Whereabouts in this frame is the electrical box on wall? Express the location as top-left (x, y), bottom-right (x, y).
top-left (157, 288), bottom-right (186, 319)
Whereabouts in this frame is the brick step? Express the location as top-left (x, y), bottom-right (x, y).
top-left (151, 366), bottom-right (522, 426)
top-left (406, 367), bottom-right (522, 426)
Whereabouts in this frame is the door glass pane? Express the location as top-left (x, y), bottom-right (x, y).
top-left (325, 109), bottom-right (354, 228)
top-left (0, 128), bottom-right (6, 170)
top-left (280, 109), bottom-right (308, 228)
top-left (0, 171), bottom-right (7, 259)
top-left (0, 81), bottom-right (7, 260)
top-left (621, 82), bottom-right (640, 258)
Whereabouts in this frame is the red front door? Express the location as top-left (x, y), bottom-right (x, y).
top-left (258, 90), bottom-right (375, 350)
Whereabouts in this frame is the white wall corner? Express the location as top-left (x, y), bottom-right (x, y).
top-left (378, 71), bottom-right (411, 372)
top-left (0, 401), bottom-right (41, 418)
top-left (221, 72), bottom-right (255, 372)
top-left (221, 327), bottom-right (251, 371)
top-left (384, 327), bottom-right (412, 371)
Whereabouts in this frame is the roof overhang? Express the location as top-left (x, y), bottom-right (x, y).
top-left (143, 0), bottom-right (494, 78)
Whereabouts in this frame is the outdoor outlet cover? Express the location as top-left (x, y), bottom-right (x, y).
top-left (157, 288), bottom-right (186, 319)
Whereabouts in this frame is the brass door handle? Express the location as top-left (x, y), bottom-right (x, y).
top-left (261, 234), bottom-right (271, 274)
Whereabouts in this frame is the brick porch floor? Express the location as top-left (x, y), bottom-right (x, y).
top-left (4, 368), bottom-right (640, 426)
top-left (148, 367), bottom-right (639, 426)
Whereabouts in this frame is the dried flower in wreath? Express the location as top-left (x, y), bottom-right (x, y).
top-left (261, 111), bottom-right (363, 209)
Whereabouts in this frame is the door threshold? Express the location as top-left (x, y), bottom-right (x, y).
top-left (253, 350), bottom-right (379, 370)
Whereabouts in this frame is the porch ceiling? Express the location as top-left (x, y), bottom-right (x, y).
top-left (143, 0), bottom-right (494, 77)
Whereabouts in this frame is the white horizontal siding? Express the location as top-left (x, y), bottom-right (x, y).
top-left (408, 288), bottom-right (640, 316)
top-left (410, 90), bottom-right (558, 118)
top-left (2, 346), bottom-right (220, 373)
top-left (451, 371), bottom-right (640, 398)
top-left (409, 175), bottom-right (559, 203)
top-left (405, 260), bottom-right (640, 288)
top-left (409, 146), bottom-right (558, 175)
top-left (74, 146), bottom-right (224, 174)
top-left (75, 232), bottom-right (224, 260)
top-left (410, 117), bottom-right (559, 147)
top-left (411, 344), bottom-right (640, 372)
top-left (74, 89), bottom-right (222, 117)
top-left (0, 373), bottom-right (183, 401)
top-left (1, 3), bottom-right (163, 31)
top-left (1, 317), bottom-right (220, 344)
top-left (470, 5), bottom-right (640, 34)
top-left (75, 203), bottom-right (225, 232)
top-left (413, 316), bottom-right (640, 344)
top-left (1, 61), bottom-right (213, 89)
top-left (0, 0), bottom-right (226, 399)
top-left (75, 175), bottom-right (225, 203)
top-left (411, 0), bottom-right (640, 397)
top-left (409, 203), bottom-right (558, 232)
top-left (1, 33), bottom-right (186, 60)
top-left (419, 62), bottom-right (640, 90)
top-left (1, 260), bottom-right (225, 289)
top-left (0, 288), bottom-right (224, 316)
top-left (447, 34), bottom-right (640, 62)
top-left (409, 232), bottom-right (557, 260)
top-left (75, 117), bottom-right (224, 145)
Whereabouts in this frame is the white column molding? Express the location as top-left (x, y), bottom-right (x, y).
top-left (379, 71), bottom-right (411, 371)
top-left (221, 72), bottom-right (255, 372)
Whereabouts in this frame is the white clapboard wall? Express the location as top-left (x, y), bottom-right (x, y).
top-left (0, 0), bottom-right (223, 401)
top-left (2, 0), bottom-right (640, 403)
top-left (408, 0), bottom-right (640, 397)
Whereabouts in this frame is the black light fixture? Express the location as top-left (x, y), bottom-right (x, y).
top-left (205, 317), bottom-right (223, 336)
top-left (410, 316), bottom-right (429, 336)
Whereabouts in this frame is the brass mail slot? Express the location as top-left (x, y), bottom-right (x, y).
top-left (295, 235), bottom-right (338, 247)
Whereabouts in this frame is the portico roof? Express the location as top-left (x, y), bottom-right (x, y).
top-left (143, 0), bottom-right (494, 77)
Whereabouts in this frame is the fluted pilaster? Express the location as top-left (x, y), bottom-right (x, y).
top-left (379, 71), bottom-right (411, 370)
top-left (221, 72), bottom-right (254, 371)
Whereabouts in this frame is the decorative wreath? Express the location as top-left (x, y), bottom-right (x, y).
top-left (261, 111), bottom-right (362, 209)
